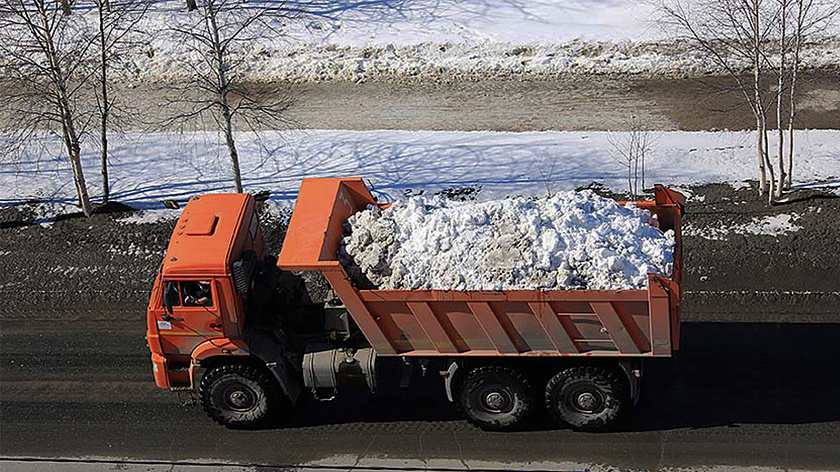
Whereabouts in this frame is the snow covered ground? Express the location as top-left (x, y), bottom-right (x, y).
top-left (291, 0), bottom-right (667, 45)
top-left (53, 0), bottom-right (840, 82)
top-left (1, 129), bottom-right (837, 219)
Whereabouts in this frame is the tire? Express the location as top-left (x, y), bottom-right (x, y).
top-left (456, 366), bottom-right (533, 431)
top-left (199, 363), bottom-right (280, 429)
top-left (544, 366), bottom-right (627, 432)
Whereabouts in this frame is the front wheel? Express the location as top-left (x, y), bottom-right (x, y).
top-left (456, 365), bottom-right (533, 431)
top-left (199, 363), bottom-right (281, 429)
top-left (545, 366), bottom-right (627, 432)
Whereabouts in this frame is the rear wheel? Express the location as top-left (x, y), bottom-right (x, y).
top-left (456, 366), bottom-right (533, 431)
top-left (199, 363), bottom-right (280, 429)
top-left (545, 366), bottom-right (627, 432)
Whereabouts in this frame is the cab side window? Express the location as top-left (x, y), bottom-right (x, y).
top-left (163, 281), bottom-right (213, 308)
top-left (182, 281), bottom-right (213, 307)
top-left (163, 281), bottom-right (181, 308)
top-left (249, 213), bottom-right (259, 241)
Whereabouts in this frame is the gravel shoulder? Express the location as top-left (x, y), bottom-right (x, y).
top-left (0, 182), bottom-right (838, 322)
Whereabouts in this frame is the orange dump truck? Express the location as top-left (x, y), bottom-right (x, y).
top-left (146, 178), bottom-right (684, 431)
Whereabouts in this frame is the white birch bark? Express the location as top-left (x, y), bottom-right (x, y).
top-left (97, 0), bottom-right (110, 203)
top-left (753, 0), bottom-right (768, 197)
top-left (787, 0), bottom-right (806, 189)
top-left (775, 0), bottom-right (788, 199)
top-left (206, 0), bottom-right (243, 193)
top-left (36, 0), bottom-right (92, 216)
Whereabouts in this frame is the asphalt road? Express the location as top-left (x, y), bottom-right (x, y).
top-left (2, 313), bottom-right (840, 471)
top-left (2, 184), bottom-right (840, 470)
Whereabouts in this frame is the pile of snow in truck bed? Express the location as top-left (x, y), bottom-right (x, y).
top-left (339, 191), bottom-right (675, 291)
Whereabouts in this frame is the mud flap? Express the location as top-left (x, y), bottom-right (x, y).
top-left (619, 359), bottom-right (642, 405)
top-left (243, 324), bottom-right (302, 403)
top-left (442, 361), bottom-right (460, 402)
top-left (264, 359), bottom-right (301, 403)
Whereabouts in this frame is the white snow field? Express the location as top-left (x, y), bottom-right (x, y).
top-left (57, 0), bottom-right (840, 82)
top-left (1, 129), bottom-right (838, 217)
top-left (340, 191), bottom-right (675, 291)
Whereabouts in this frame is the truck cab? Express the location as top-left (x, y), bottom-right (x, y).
top-left (147, 194), bottom-right (264, 391)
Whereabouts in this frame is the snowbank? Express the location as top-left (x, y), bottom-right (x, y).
top-left (139, 31), bottom-right (840, 83)
top-left (134, 34), bottom-right (840, 82)
top-left (340, 192), bottom-right (675, 291)
top-left (14, 1), bottom-right (838, 83)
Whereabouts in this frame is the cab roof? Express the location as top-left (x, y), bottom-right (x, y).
top-left (161, 194), bottom-right (252, 277)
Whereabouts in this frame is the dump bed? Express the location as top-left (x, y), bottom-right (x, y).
top-left (278, 178), bottom-right (684, 358)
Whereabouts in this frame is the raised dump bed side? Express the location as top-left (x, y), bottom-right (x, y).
top-left (278, 178), bottom-right (683, 358)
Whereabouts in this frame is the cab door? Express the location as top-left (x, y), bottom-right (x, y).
top-left (158, 279), bottom-right (225, 356)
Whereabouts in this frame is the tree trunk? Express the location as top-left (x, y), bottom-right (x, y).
top-left (207, 0), bottom-right (243, 193)
top-left (787, 0), bottom-right (805, 189)
top-left (187, 0), bottom-right (198, 11)
top-left (775, 0), bottom-right (788, 200)
top-left (98, 0), bottom-right (110, 203)
top-left (753, 0), bottom-right (767, 196)
top-left (761, 113), bottom-right (776, 205)
top-left (634, 153), bottom-right (639, 197)
top-left (38, 1), bottom-right (92, 216)
top-left (640, 127), bottom-right (648, 192)
top-left (223, 105), bottom-right (242, 193)
top-left (787, 66), bottom-right (797, 189)
top-left (60, 0), bottom-right (72, 15)
top-left (755, 116), bottom-right (767, 196)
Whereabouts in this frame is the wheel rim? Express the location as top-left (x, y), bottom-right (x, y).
top-left (565, 387), bottom-right (605, 414)
top-left (222, 384), bottom-right (257, 412)
top-left (476, 387), bottom-right (513, 414)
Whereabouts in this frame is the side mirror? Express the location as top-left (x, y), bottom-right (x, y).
top-left (163, 282), bottom-right (178, 314)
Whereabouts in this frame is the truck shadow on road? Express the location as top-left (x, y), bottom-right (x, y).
top-left (279, 322), bottom-right (840, 432)
top-left (621, 321), bottom-right (840, 432)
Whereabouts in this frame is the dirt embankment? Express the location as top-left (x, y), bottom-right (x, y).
top-left (0, 183), bottom-right (838, 323)
top-left (2, 71), bottom-right (838, 133)
top-left (291, 71), bottom-right (840, 132)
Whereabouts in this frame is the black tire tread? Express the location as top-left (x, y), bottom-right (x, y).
top-left (456, 365), bottom-right (533, 431)
top-left (544, 365), bottom-right (627, 432)
top-left (198, 362), bottom-right (278, 429)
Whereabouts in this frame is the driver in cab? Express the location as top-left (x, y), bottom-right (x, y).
top-left (184, 281), bottom-right (213, 307)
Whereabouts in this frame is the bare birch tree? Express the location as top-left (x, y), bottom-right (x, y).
top-left (162, 0), bottom-right (297, 193)
top-left (656, 0), bottom-right (778, 202)
top-left (783, 0), bottom-right (839, 188)
top-left (88, 0), bottom-right (149, 203)
top-left (608, 116), bottom-right (654, 199)
top-left (774, 0), bottom-right (790, 198)
top-left (0, 0), bottom-right (96, 216)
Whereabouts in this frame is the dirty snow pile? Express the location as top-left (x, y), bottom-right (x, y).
top-left (339, 191), bottom-right (675, 291)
